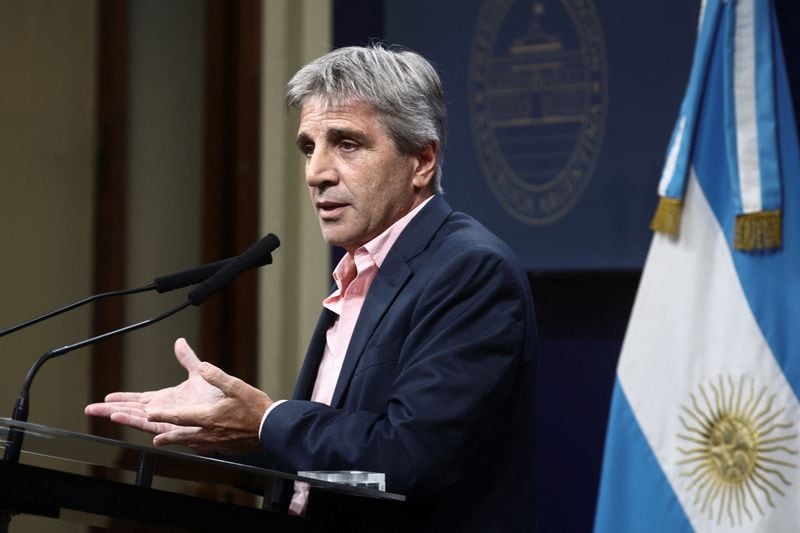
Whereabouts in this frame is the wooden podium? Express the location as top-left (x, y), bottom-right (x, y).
top-left (0, 418), bottom-right (405, 532)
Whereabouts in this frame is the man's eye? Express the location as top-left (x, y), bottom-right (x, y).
top-left (340, 141), bottom-right (358, 152)
top-left (301, 144), bottom-right (314, 157)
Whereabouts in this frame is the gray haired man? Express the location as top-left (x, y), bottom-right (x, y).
top-left (87, 45), bottom-right (537, 532)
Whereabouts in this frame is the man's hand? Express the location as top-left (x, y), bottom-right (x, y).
top-left (85, 338), bottom-right (221, 434)
top-left (85, 338), bottom-right (272, 454)
top-left (147, 361), bottom-right (272, 455)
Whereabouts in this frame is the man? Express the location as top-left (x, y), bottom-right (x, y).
top-left (86, 45), bottom-right (537, 532)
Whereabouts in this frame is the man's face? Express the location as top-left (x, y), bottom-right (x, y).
top-left (297, 99), bottom-right (434, 254)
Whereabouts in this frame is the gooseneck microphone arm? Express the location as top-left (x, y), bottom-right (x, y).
top-left (0, 251), bottom-right (270, 340)
top-left (0, 284), bottom-right (157, 338)
top-left (3, 300), bottom-right (192, 463)
top-left (3, 233), bottom-right (280, 464)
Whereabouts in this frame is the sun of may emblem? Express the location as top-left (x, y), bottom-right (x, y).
top-left (677, 375), bottom-right (798, 526)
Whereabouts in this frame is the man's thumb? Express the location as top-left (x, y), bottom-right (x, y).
top-left (198, 362), bottom-right (238, 393)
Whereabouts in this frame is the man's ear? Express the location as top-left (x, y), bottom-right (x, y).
top-left (411, 141), bottom-right (439, 190)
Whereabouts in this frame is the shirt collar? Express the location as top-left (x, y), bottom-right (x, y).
top-left (330, 195), bottom-right (434, 289)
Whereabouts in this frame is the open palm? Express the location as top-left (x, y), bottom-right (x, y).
top-left (85, 338), bottom-right (223, 435)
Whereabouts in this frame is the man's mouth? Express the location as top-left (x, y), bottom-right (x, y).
top-left (316, 201), bottom-right (348, 218)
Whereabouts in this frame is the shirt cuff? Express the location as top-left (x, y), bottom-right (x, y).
top-left (259, 399), bottom-right (287, 437)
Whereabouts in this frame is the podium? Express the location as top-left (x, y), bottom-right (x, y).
top-left (0, 418), bottom-right (405, 531)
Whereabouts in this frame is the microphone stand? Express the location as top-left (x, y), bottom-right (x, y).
top-left (0, 232), bottom-right (279, 531)
top-left (3, 301), bottom-right (191, 464)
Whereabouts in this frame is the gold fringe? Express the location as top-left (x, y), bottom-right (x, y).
top-left (734, 210), bottom-right (782, 251)
top-left (650, 197), bottom-right (683, 236)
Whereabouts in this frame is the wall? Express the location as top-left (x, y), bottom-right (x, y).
top-left (0, 0), bottom-right (332, 528)
top-left (120, 0), bottom-right (205, 446)
top-left (0, 1), bottom-right (96, 531)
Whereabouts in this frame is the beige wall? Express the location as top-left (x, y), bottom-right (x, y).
top-left (0, 0), bottom-right (95, 428)
top-left (0, 0), bottom-right (333, 423)
top-left (120, 0), bottom-right (205, 446)
top-left (0, 1), bottom-right (96, 531)
top-left (259, 0), bottom-right (332, 399)
top-left (0, 0), bottom-right (331, 528)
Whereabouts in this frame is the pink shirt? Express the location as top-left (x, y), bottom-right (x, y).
top-left (272, 196), bottom-right (433, 515)
top-left (311, 196), bottom-right (432, 405)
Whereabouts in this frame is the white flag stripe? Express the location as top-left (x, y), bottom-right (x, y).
top-left (734, 0), bottom-right (763, 213)
top-left (618, 170), bottom-right (800, 532)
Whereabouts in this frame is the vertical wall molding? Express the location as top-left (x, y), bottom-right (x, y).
top-left (201, 0), bottom-right (262, 384)
top-left (91, 0), bottom-right (128, 440)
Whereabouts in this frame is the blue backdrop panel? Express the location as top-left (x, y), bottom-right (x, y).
top-left (386, 0), bottom-right (698, 270)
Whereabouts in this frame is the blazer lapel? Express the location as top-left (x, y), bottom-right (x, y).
top-left (330, 195), bottom-right (453, 407)
top-left (330, 259), bottom-right (411, 407)
top-left (292, 307), bottom-right (336, 400)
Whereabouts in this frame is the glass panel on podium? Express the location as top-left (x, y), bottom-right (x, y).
top-left (0, 417), bottom-right (404, 532)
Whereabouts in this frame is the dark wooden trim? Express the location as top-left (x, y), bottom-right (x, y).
top-left (201, 0), bottom-right (262, 385)
top-left (200, 0), bottom-right (233, 375)
top-left (229, 0), bottom-right (262, 383)
top-left (91, 0), bottom-right (128, 440)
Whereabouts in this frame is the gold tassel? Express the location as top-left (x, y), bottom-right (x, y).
top-left (650, 197), bottom-right (683, 236)
top-left (734, 210), bottom-right (782, 251)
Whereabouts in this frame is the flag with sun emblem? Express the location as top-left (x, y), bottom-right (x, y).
top-left (595, 0), bottom-right (800, 531)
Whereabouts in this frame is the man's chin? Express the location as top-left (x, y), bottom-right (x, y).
top-left (318, 219), bottom-right (372, 251)
top-left (320, 229), bottom-right (355, 251)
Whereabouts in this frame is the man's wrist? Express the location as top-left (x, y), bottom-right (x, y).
top-left (259, 399), bottom-right (287, 437)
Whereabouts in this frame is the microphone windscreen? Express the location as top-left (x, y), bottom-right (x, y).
top-left (187, 233), bottom-right (280, 306)
top-left (153, 258), bottom-right (229, 293)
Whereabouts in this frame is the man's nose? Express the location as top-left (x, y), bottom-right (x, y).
top-left (305, 148), bottom-right (337, 188)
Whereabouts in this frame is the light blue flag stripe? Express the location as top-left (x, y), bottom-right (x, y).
top-left (657, 0), bottom-right (723, 200)
top-left (594, 380), bottom-right (692, 533)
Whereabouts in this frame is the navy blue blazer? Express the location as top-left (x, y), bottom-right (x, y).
top-left (261, 195), bottom-right (537, 532)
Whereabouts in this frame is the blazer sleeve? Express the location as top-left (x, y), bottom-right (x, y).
top-left (259, 246), bottom-right (534, 499)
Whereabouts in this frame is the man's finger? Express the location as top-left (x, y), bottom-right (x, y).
top-left (104, 391), bottom-right (149, 403)
top-left (153, 425), bottom-right (203, 447)
top-left (146, 406), bottom-right (206, 427)
top-left (110, 404), bottom-right (149, 418)
top-left (108, 412), bottom-right (174, 434)
top-left (174, 337), bottom-right (201, 373)
top-left (198, 362), bottom-right (240, 394)
top-left (85, 402), bottom-right (147, 418)
top-left (84, 403), bottom-right (110, 416)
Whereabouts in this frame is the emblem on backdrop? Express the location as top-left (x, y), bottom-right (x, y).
top-left (469, 0), bottom-right (608, 225)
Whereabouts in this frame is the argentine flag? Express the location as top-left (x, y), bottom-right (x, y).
top-left (595, 1), bottom-right (800, 532)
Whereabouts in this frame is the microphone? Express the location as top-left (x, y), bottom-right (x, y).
top-left (0, 246), bottom-right (275, 339)
top-left (188, 233), bottom-right (280, 306)
top-left (153, 237), bottom-right (275, 293)
top-left (153, 259), bottom-right (228, 293)
top-left (3, 233), bottom-right (280, 463)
